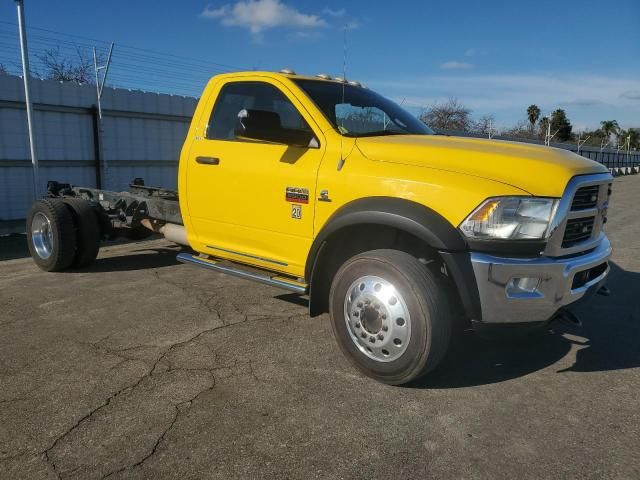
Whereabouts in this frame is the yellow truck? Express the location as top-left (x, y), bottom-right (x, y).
top-left (27, 70), bottom-right (613, 384)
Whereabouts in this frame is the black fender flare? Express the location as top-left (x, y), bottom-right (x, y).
top-left (305, 197), bottom-right (481, 320)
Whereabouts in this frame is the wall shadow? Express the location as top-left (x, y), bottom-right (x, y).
top-left (412, 260), bottom-right (640, 389)
top-left (0, 234), bottom-right (29, 261)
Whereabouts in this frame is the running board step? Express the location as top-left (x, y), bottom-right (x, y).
top-left (176, 252), bottom-right (307, 294)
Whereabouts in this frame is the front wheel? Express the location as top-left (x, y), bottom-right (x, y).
top-left (329, 249), bottom-right (452, 385)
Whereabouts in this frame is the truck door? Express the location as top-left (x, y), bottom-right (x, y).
top-left (185, 79), bottom-right (325, 276)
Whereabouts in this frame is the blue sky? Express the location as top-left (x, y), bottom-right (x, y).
top-left (1, 0), bottom-right (639, 130)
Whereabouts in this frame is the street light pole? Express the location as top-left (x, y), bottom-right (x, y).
top-left (15, 0), bottom-right (39, 199)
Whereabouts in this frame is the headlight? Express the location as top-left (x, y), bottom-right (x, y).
top-left (460, 197), bottom-right (558, 240)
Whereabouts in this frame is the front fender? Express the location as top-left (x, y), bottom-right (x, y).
top-left (305, 196), bottom-right (466, 280)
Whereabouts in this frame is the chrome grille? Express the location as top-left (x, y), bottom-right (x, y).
top-left (571, 185), bottom-right (599, 210)
top-left (544, 173), bottom-right (613, 257)
top-left (562, 217), bottom-right (595, 247)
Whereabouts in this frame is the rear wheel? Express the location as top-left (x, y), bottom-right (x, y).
top-left (329, 249), bottom-right (452, 385)
top-left (27, 199), bottom-right (77, 272)
top-left (63, 198), bottom-right (101, 267)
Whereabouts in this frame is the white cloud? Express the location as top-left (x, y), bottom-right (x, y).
top-left (201, 0), bottom-right (327, 34)
top-left (620, 90), bottom-right (640, 100)
top-left (201, 6), bottom-right (228, 18)
top-left (345, 20), bottom-right (360, 30)
top-left (464, 48), bottom-right (488, 57)
top-left (440, 61), bottom-right (473, 70)
top-left (322, 7), bottom-right (346, 17)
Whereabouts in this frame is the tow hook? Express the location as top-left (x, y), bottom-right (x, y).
top-left (553, 308), bottom-right (582, 328)
top-left (597, 285), bottom-right (611, 296)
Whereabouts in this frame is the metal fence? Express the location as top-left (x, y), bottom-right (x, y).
top-left (0, 74), bottom-right (197, 221)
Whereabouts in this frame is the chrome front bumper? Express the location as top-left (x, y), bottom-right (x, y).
top-left (470, 236), bottom-right (612, 324)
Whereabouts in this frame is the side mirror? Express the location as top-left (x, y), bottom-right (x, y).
top-left (235, 109), bottom-right (316, 147)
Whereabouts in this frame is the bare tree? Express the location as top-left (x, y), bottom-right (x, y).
top-left (471, 115), bottom-right (495, 136)
top-left (420, 97), bottom-right (473, 131)
top-left (36, 47), bottom-right (97, 84)
top-left (500, 120), bottom-right (533, 139)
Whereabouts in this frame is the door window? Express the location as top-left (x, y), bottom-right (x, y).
top-left (206, 82), bottom-right (312, 140)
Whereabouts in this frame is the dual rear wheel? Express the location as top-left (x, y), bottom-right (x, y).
top-left (27, 198), bottom-right (101, 271)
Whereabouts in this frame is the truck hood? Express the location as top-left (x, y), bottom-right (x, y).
top-left (355, 135), bottom-right (608, 197)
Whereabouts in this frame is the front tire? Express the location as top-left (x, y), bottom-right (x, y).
top-left (329, 249), bottom-right (452, 385)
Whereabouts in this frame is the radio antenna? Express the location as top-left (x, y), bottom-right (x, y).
top-left (337, 24), bottom-right (347, 171)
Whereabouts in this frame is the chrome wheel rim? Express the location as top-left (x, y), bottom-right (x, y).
top-left (343, 275), bottom-right (411, 363)
top-left (31, 212), bottom-right (54, 259)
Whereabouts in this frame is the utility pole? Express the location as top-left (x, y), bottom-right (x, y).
top-left (93, 44), bottom-right (114, 120)
top-left (93, 44), bottom-right (114, 187)
top-left (577, 134), bottom-right (590, 156)
top-left (15, 0), bottom-right (39, 199)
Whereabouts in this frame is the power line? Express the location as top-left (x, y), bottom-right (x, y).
top-left (0, 21), bottom-right (247, 70)
top-left (0, 21), bottom-right (253, 97)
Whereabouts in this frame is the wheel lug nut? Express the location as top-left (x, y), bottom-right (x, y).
top-left (381, 314), bottom-right (387, 320)
top-left (377, 334), bottom-right (384, 340)
top-left (355, 322), bottom-right (361, 328)
top-left (357, 302), bottom-right (363, 308)
top-left (365, 299), bottom-right (371, 305)
top-left (353, 311), bottom-right (359, 317)
top-left (382, 325), bottom-right (388, 332)
top-left (361, 332), bottom-right (367, 338)
top-left (369, 336), bottom-right (375, 343)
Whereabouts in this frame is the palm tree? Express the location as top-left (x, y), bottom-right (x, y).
top-left (527, 105), bottom-right (541, 132)
top-left (600, 120), bottom-right (620, 140)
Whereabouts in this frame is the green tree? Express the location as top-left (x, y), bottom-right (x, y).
top-left (600, 120), bottom-right (620, 141)
top-left (629, 129), bottom-right (640, 150)
top-left (617, 129), bottom-right (640, 150)
top-left (550, 109), bottom-right (572, 141)
top-left (526, 104), bottom-right (541, 132)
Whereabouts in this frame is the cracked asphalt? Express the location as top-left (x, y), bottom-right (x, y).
top-left (1, 175), bottom-right (639, 479)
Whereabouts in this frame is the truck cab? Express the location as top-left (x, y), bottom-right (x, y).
top-left (27, 70), bottom-right (613, 385)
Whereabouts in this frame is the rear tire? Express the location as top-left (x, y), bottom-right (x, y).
top-left (329, 249), bottom-right (452, 385)
top-left (26, 199), bottom-right (77, 272)
top-left (63, 198), bottom-right (101, 267)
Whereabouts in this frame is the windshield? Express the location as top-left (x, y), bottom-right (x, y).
top-left (293, 79), bottom-right (434, 137)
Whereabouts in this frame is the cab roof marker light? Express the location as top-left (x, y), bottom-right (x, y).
top-left (316, 73), bottom-right (331, 79)
top-left (279, 69), bottom-right (296, 75)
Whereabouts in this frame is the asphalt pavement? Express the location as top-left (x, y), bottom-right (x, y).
top-left (1, 175), bottom-right (639, 479)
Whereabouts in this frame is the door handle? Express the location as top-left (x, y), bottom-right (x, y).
top-left (196, 156), bottom-right (220, 165)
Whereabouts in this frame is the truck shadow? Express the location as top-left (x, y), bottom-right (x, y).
top-left (71, 247), bottom-right (181, 273)
top-left (413, 260), bottom-right (640, 389)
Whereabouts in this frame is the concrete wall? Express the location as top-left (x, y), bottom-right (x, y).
top-left (0, 74), bottom-right (197, 220)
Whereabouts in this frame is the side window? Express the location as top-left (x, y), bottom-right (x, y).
top-left (206, 82), bottom-right (311, 140)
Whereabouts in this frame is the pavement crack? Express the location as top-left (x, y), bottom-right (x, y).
top-left (101, 374), bottom-right (217, 479)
